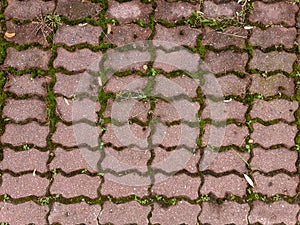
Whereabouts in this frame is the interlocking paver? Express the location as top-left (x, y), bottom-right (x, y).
top-left (199, 201), bottom-right (250, 225)
top-left (54, 73), bottom-right (82, 98)
top-left (203, 1), bottom-right (242, 18)
top-left (201, 174), bottom-right (247, 198)
top-left (250, 27), bottom-right (297, 49)
top-left (1, 122), bottom-right (49, 147)
top-left (0, 148), bottom-right (48, 173)
top-left (249, 1), bottom-right (298, 26)
top-left (250, 74), bottom-right (295, 97)
top-left (250, 50), bottom-right (296, 73)
top-left (251, 99), bottom-right (298, 122)
top-left (251, 122), bottom-right (297, 148)
top-left (251, 147), bottom-right (298, 173)
top-left (98, 201), bottom-right (151, 225)
top-left (0, 201), bottom-right (49, 225)
top-left (4, 74), bottom-right (50, 96)
top-left (50, 174), bottom-right (101, 198)
top-left (253, 172), bottom-right (298, 197)
top-left (4, 47), bottom-right (51, 70)
top-left (150, 201), bottom-right (201, 225)
top-left (2, 98), bottom-right (47, 122)
top-left (54, 24), bottom-right (103, 46)
top-left (48, 202), bottom-right (101, 225)
top-left (0, 173), bottom-right (49, 198)
top-left (249, 200), bottom-right (299, 225)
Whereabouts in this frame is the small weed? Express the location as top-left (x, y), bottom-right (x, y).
top-left (3, 194), bottom-right (9, 202)
top-left (38, 196), bottom-right (51, 206)
top-left (23, 144), bottom-right (30, 150)
top-left (81, 169), bottom-right (87, 174)
top-left (0, 222), bottom-right (9, 225)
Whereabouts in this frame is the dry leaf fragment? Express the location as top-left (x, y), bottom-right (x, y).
top-left (244, 174), bottom-right (254, 187)
top-left (107, 24), bottom-right (112, 34)
top-left (5, 32), bottom-right (16, 38)
top-left (64, 97), bottom-right (70, 105)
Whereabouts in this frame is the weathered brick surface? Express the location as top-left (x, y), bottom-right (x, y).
top-left (54, 73), bottom-right (82, 98)
top-left (250, 50), bottom-right (296, 73)
top-left (150, 201), bottom-right (201, 225)
top-left (203, 1), bottom-right (242, 18)
top-left (0, 173), bottom-right (49, 198)
top-left (250, 74), bottom-right (294, 97)
top-left (54, 24), bottom-right (103, 46)
top-left (199, 201), bottom-right (250, 225)
top-left (5, 47), bottom-right (51, 70)
top-left (50, 174), bottom-right (101, 198)
top-left (249, 1), bottom-right (298, 26)
top-left (201, 174), bottom-right (247, 198)
top-left (0, 202), bottom-right (49, 225)
top-left (0, 148), bottom-right (48, 173)
top-left (4, 74), bottom-right (50, 96)
top-left (253, 172), bottom-right (298, 197)
top-left (250, 27), bottom-right (297, 49)
top-left (98, 201), bottom-right (151, 225)
top-left (251, 99), bottom-right (297, 122)
top-left (249, 200), bottom-right (299, 225)
top-left (49, 202), bottom-right (101, 225)
top-left (205, 51), bottom-right (248, 73)
top-left (3, 98), bottom-right (47, 122)
top-left (251, 123), bottom-right (297, 148)
top-left (251, 147), bottom-right (297, 173)
top-left (1, 122), bottom-right (49, 147)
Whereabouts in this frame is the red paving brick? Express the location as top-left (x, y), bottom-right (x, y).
top-left (50, 174), bottom-right (101, 198)
top-left (214, 74), bottom-right (249, 97)
top-left (0, 173), bottom-right (49, 198)
top-left (150, 201), bottom-right (200, 225)
top-left (54, 73), bottom-right (82, 98)
top-left (0, 148), bottom-right (48, 173)
top-left (48, 202), bottom-right (101, 225)
top-left (0, 201), bottom-right (49, 225)
top-left (199, 201), bottom-right (250, 225)
top-left (249, 200), bottom-right (299, 225)
top-left (98, 201), bottom-right (151, 225)
top-left (203, 1), bottom-right (241, 18)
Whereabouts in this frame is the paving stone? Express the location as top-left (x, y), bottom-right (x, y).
top-left (252, 172), bottom-right (298, 197)
top-left (250, 99), bottom-right (298, 122)
top-left (106, 0), bottom-right (152, 24)
top-left (155, 0), bottom-right (199, 22)
top-left (98, 201), bottom-right (151, 225)
top-left (5, 47), bottom-right (51, 70)
top-left (150, 201), bottom-right (200, 225)
top-left (203, 1), bottom-right (242, 18)
top-left (202, 124), bottom-right (248, 147)
top-left (152, 173), bottom-right (200, 199)
top-left (153, 99), bottom-right (200, 123)
top-left (202, 26), bottom-right (247, 49)
top-left (202, 99), bottom-right (248, 122)
top-left (54, 24), bottom-right (103, 46)
top-left (4, 0), bottom-right (55, 20)
top-left (2, 98), bottom-right (47, 122)
top-left (54, 73), bottom-right (82, 98)
top-left (1, 122), bottom-right (49, 147)
top-left (56, 0), bottom-right (101, 20)
top-left (205, 50), bottom-right (248, 73)
top-left (201, 174), bottom-right (247, 198)
top-left (152, 123), bottom-right (199, 148)
top-left (249, 200), bottom-right (299, 225)
top-left (251, 122), bottom-right (297, 148)
top-left (50, 174), bottom-right (101, 198)
top-left (251, 147), bottom-right (298, 173)
top-left (49, 147), bottom-right (100, 173)
top-left (5, 21), bottom-right (48, 46)
top-left (56, 96), bottom-right (100, 122)
top-left (0, 201), bottom-right (48, 225)
top-left (154, 24), bottom-right (202, 48)
top-left (250, 74), bottom-right (294, 97)
top-left (54, 48), bottom-right (102, 72)
top-left (0, 173), bottom-right (49, 198)
top-left (250, 50), bottom-right (296, 73)
top-left (104, 24), bottom-right (152, 46)
top-left (201, 149), bottom-right (249, 173)
top-left (250, 27), bottom-right (297, 49)
top-left (199, 201), bottom-right (250, 225)
top-left (0, 148), bottom-right (48, 173)
top-left (249, 1), bottom-right (298, 26)
top-left (52, 122), bottom-right (100, 148)
top-left (4, 74), bottom-right (50, 96)
top-left (48, 202), bottom-right (101, 225)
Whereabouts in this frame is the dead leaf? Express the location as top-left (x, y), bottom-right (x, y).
top-left (244, 174), bottom-right (254, 187)
top-left (107, 24), bottom-right (112, 34)
top-left (5, 32), bottom-right (16, 38)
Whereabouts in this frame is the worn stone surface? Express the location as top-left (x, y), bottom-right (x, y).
top-left (203, 1), bottom-right (242, 18)
top-left (54, 73), bottom-right (82, 98)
